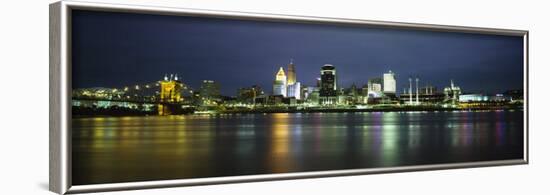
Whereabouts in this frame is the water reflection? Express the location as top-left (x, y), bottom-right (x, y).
top-left (268, 113), bottom-right (292, 173)
top-left (72, 111), bottom-right (524, 185)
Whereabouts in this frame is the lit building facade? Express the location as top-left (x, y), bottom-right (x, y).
top-left (273, 67), bottom-right (287, 97)
top-left (319, 64), bottom-right (337, 105)
top-left (383, 70), bottom-right (396, 94)
top-left (367, 77), bottom-right (384, 99)
top-left (287, 60), bottom-right (296, 85)
top-left (287, 82), bottom-right (301, 100)
top-left (459, 94), bottom-right (489, 102)
top-left (286, 60), bottom-right (301, 100)
top-left (368, 78), bottom-right (383, 93)
top-left (199, 80), bottom-right (221, 106)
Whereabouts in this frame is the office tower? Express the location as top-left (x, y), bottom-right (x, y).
top-left (368, 78), bottom-right (383, 92)
top-left (273, 67), bottom-right (287, 97)
top-left (287, 82), bottom-right (301, 100)
top-left (319, 64), bottom-right (337, 105)
top-left (383, 70), bottom-right (396, 94)
top-left (286, 59), bottom-right (301, 99)
top-left (287, 59), bottom-right (296, 85)
top-left (199, 80), bottom-right (221, 106)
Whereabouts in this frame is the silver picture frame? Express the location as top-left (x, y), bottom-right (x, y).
top-left (49, 1), bottom-right (529, 194)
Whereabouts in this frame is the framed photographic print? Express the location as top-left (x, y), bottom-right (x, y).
top-left (49, 1), bottom-right (528, 194)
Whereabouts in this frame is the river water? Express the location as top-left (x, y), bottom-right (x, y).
top-left (72, 111), bottom-right (524, 185)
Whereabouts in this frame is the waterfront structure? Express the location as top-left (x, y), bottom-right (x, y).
top-left (383, 70), bottom-right (396, 94)
top-left (415, 77), bottom-right (420, 105)
top-left (273, 67), bottom-right (287, 97)
top-left (408, 77), bottom-right (413, 104)
top-left (420, 85), bottom-right (437, 95)
top-left (459, 94), bottom-right (489, 102)
top-left (503, 89), bottom-right (523, 102)
top-left (319, 64), bottom-right (337, 105)
top-left (159, 74), bottom-right (183, 115)
top-left (400, 84), bottom-right (444, 104)
top-left (444, 80), bottom-right (462, 104)
top-left (159, 74), bottom-right (182, 103)
top-left (458, 93), bottom-right (513, 109)
top-left (459, 94), bottom-right (508, 102)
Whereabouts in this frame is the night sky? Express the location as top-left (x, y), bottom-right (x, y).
top-left (72, 10), bottom-right (524, 96)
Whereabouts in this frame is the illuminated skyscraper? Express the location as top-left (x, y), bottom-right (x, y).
top-left (287, 59), bottom-right (296, 85)
top-left (286, 59), bottom-right (301, 99)
top-left (273, 67), bottom-right (287, 97)
top-left (383, 70), bottom-right (396, 94)
top-left (287, 82), bottom-right (301, 100)
top-left (319, 64), bottom-right (337, 105)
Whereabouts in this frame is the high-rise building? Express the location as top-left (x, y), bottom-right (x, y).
top-left (319, 64), bottom-right (337, 105)
top-left (383, 70), bottom-right (396, 94)
top-left (306, 86), bottom-right (320, 105)
top-left (199, 80), bottom-right (221, 106)
top-left (287, 59), bottom-right (296, 85)
top-left (368, 77), bottom-right (383, 93)
top-left (287, 82), bottom-right (301, 100)
top-left (199, 80), bottom-right (220, 99)
top-left (273, 67), bottom-right (287, 97)
top-left (286, 59), bottom-right (301, 99)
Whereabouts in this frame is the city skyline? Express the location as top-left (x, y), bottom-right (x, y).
top-left (72, 10), bottom-right (524, 96)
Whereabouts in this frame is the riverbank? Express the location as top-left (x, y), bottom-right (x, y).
top-left (72, 105), bottom-right (523, 118)
top-left (220, 106), bottom-right (523, 114)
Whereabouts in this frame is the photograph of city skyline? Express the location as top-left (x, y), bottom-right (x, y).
top-left (70, 9), bottom-right (525, 185)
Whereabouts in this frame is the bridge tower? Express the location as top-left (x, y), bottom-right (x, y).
top-left (158, 74), bottom-right (183, 115)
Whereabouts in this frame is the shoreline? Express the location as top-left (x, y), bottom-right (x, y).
top-left (72, 106), bottom-right (523, 118)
